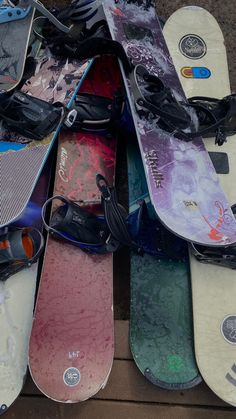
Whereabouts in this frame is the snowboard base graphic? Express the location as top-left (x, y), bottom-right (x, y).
top-left (128, 136), bottom-right (201, 389)
top-left (101, 0), bottom-right (236, 246)
top-left (164, 6), bottom-right (236, 406)
top-left (0, 35), bottom-right (91, 228)
top-left (0, 6), bottom-right (34, 92)
top-left (29, 56), bottom-right (121, 402)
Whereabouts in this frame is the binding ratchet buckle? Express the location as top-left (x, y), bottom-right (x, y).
top-left (64, 109), bottom-right (78, 128)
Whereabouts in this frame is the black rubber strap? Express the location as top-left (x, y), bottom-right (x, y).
top-left (72, 89), bottom-right (124, 131)
top-left (74, 37), bottom-right (132, 74)
top-left (96, 174), bottom-right (133, 247)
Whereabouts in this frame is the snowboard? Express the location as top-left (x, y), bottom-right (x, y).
top-left (101, 0), bottom-right (236, 246)
top-left (0, 30), bottom-right (91, 229)
top-left (0, 156), bottom-right (52, 415)
top-left (163, 6), bottom-right (236, 406)
top-left (29, 55), bottom-right (121, 402)
top-left (0, 2), bottom-right (34, 92)
top-left (127, 135), bottom-right (201, 389)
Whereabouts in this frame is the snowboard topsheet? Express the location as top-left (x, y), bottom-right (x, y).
top-left (0, 157), bottom-right (51, 415)
top-left (0, 6), bottom-right (34, 92)
top-left (29, 56), bottom-right (121, 402)
top-left (128, 136), bottom-right (201, 389)
top-left (0, 41), bottom-right (91, 228)
top-left (164, 6), bottom-right (236, 406)
top-left (101, 0), bottom-right (236, 246)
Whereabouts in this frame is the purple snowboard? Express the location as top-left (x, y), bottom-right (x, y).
top-left (102, 0), bottom-right (236, 246)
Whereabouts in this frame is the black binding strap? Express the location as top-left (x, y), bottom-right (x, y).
top-left (96, 174), bottom-right (134, 248)
top-left (129, 64), bottom-right (192, 131)
top-left (67, 37), bottom-right (132, 74)
top-left (191, 241), bottom-right (236, 269)
top-left (0, 91), bottom-right (65, 140)
top-left (188, 95), bottom-right (236, 145)
top-left (43, 17), bottom-right (133, 73)
top-left (71, 89), bottom-right (124, 131)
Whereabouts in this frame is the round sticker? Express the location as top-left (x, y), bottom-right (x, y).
top-left (63, 367), bottom-right (81, 387)
top-left (179, 34), bottom-right (207, 59)
top-left (221, 315), bottom-right (236, 344)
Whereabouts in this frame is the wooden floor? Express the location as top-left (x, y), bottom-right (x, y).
top-left (4, 320), bottom-right (236, 419)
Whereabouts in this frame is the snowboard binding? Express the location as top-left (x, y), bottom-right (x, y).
top-left (42, 175), bottom-right (148, 255)
top-left (71, 89), bottom-right (125, 132)
top-left (0, 227), bottom-right (44, 281)
top-left (42, 175), bottom-right (187, 258)
top-left (191, 205), bottom-right (236, 268)
top-left (191, 241), bottom-right (236, 269)
top-left (42, 194), bottom-right (121, 254)
top-left (37, 3), bottom-right (132, 72)
top-left (43, 19), bottom-right (132, 73)
top-left (129, 65), bottom-right (236, 144)
top-left (0, 91), bottom-right (76, 141)
top-left (188, 94), bottom-right (236, 145)
top-left (130, 64), bottom-right (192, 132)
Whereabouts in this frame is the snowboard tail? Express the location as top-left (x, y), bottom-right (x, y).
top-left (128, 135), bottom-right (201, 389)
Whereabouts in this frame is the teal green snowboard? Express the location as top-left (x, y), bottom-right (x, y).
top-left (128, 137), bottom-right (201, 389)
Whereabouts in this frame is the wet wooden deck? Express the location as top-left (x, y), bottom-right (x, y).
top-left (5, 320), bottom-right (236, 419)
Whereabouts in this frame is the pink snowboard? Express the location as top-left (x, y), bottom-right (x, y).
top-left (28, 56), bottom-right (121, 402)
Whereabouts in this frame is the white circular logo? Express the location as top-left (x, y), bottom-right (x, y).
top-left (63, 367), bottom-right (81, 386)
top-left (179, 34), bottom-right (207, 59)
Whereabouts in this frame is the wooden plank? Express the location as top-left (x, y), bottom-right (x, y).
top-left (23, 320), bottom-right (230, 407)
top-left (114, 320), bottom-right (131, 359)
top-left (3, 397), bottom-right (236, 419)
top-left (23, 360), bottom-right (227, 407)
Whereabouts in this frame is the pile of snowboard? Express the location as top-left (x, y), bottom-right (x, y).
top-left (0, 0), bottom-right (236, 414)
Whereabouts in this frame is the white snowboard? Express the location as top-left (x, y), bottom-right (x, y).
top-left (164, 6), bottom-right (236, 407)
top-left (0, 266), bottom-right (38, 413)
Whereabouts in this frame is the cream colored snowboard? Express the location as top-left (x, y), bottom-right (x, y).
top-left (0, 266), bottom-right (37, 414)
top-left (164, 6), bottom-right (236, 407)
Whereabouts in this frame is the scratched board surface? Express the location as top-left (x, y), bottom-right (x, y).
top-left (29, 56), bottom-right (120, 402)
top-left (102, 0), bottom-right (236, 246)
top-left (0, 46), bottom-right (90, 228)
top-left (0, 8), bottom-right (34, 92)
